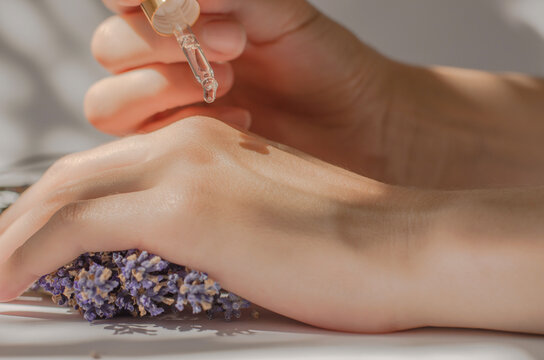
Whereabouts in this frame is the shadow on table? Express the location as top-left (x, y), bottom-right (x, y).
top-left (95, 308), bottom-right (319, 337)
top-left (2, 293), bottom-right (325, 337)
top-left (0, 294), bottom-right (343, 358)
top-left (1, 294), bottom-right (544, 359)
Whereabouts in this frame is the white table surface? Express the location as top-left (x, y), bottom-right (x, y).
top-left (1, 293), bottom-right (543, 360)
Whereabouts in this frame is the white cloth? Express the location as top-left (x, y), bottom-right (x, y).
top-left (1, 297), bottom-right (544, 360)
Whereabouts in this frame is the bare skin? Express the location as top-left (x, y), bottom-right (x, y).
top-left (0, 0), bottom-right (544, 334)
top-left (88, 0), bottom-right (544, 188)
top-left (0, 117), bottom-right (543, 334)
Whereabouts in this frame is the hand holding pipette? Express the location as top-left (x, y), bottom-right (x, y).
top-left (86, 0), bottom-right (386, 175)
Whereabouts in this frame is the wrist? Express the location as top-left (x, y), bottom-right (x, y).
top-left (388, 64), bottom-right (544, 188)
top-left (335, 184), bottom-right (446, 331)
top-left (418, 188), bottom-right (544, 333)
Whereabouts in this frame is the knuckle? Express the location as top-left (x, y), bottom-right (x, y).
top-left (42, 184), bottom-right (79, 212)
top-left (156, 116), bottom-right (228, 164)
top-left (83, 81), bottom-right (108, 131)
top-left (91, 17), bottom-right (112, 66)
top-left (44, 155), bottom-right (77, 179)
top-left (55, 201), bottom-right (88, 226)
top-left (92, 13), bottom-right (154, 74)
top-left (84, 78), bottom-right (125, 135)
top-left (172, 116), bottom-right (228, 147)
top-left (176, 116), bottom-right (219, 137)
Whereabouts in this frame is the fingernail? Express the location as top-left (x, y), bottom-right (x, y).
top-left (201, 21), bottom-right (246, 55)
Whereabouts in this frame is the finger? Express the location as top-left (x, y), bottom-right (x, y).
top-left (102, 0), bottom-right (143, 14)
top-left (102, 0), bottom-right (318, 46)
top-left (0, 164), bottom-right (152, 264)
top-left (198, 0), bottom-right (318, 44)
top-left (0, 191), bottom-right (154, 302)
top-left (92, 13), bottom-right (246, 74)
top-left (84, 62), bottom-right (234, 136)
top-left (0, 136), bottom-right (150, 238)
top-left (138, 106), bottom-right (252, 133)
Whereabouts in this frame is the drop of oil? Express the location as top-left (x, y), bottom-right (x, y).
top-left (202, 78), bottom-right (218, 104)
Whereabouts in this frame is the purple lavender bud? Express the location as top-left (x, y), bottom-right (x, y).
top-left (30, 249), bottom-right (250, 322)
top-left (0, 195), bottom-right (253, 328)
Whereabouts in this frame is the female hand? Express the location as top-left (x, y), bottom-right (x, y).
top-left (0, 117), bottom-right (431, 333)
top-left (1, 117), bottom-right (544, 334)
top-left (86, 0), bottom-right (394, 178)
top-left (88, 1), bottom-right (544, 190)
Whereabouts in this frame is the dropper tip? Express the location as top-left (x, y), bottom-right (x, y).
top-left (203, 78), bottom-right (219, 104)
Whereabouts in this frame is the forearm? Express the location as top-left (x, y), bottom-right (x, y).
top-left (388, 63), bottom-right (544, 188)
top-left (418, 187), bottom-right (544, 334)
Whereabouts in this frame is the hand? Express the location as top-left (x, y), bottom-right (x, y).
top-left (88, 1), bottom-right (544, 190)
top-left (86, 0), bottom-right (395, 177)
top-left (0, 117), bottom-right (430, 333)
top-left (2, 118), bottom-right (544, 334)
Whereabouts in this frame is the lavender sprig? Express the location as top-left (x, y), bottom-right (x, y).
top-left (34, 250), bottom-right (251, 321)
top-left (1, 189), bottom-right (250, 322)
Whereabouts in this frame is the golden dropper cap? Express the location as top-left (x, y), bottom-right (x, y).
top-left (141, 0), bottom-right (200, 36)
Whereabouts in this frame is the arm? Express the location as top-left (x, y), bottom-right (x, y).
top-left (415, 187), bottom-right (544, 334)
top-left (88, 0), bottom-right (544, 190)
top-left (0, 117), bottom-right (542, 334)
top-left (385, 64), bottom-right (544, 189)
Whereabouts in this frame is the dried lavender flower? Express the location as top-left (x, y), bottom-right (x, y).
top-left (1, 187), bottom-right (250, 322)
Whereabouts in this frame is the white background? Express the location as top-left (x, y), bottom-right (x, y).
top-left (312, 0), bottom-right (544, 75)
